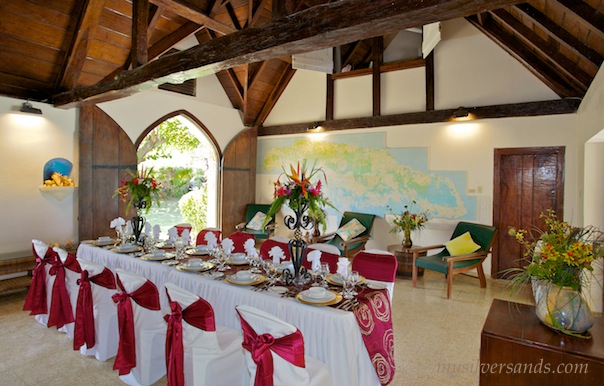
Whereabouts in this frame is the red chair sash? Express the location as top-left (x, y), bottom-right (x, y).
top-left (164, 291), bottom-right (217, 386)
top-left (237, 311), bottom-right (305, 386)
top-left (352, 252), bottom-right (397, 282)
top-left (226, 231), bottom-right (255, 253)
top-left (259, 239), bottom-right (291, 262)
top-left (112, 276), bottom-right (160, 376)
top-left (64, 253), bottom-right (81, 273)
top-left (196, 229), bottom-right (221, 246)
top-left (73, 267), bottom-right (116, 351)
top-left (47, 256), bottom-right (74, 328)
top-left (23, 246), bottom-right (56, 315)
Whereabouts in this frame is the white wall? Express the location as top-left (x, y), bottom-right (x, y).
top-left (0, 97), bottom-right (77, 254)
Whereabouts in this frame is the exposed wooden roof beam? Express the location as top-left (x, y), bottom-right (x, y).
top-left (132, 0), bottom-right (150, 68)
top-left (56, 0), bottom-right (106, 91)
top-left (490, 8), bottom-right (591, 90)
top-left (149, 0), bottom-right (237, 35)
top-left (52, 0), bottom-right (523, 107)
top-left (466, 14), bottom-right (582, 97)
top-left (557, 0), bottom-right (604, 39)
top-left (513, 4), bottom-right (603, 68)
top-left (258, 99), bottom-right (582, 136)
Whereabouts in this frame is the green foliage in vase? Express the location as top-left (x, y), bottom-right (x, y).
top-left (178, 188), bottom-right (208, 231)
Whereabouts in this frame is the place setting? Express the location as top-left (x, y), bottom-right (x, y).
top-left (175, 258), bottom-right (214, 273)
top-left (295, 286), bottom-right (342, 306)
top-left (91, 236), bottom-right (117, 247)
top-left (185, 244), bottom-right (212, 256)
top-left (225, 269), bottom-right (266, 286)
top-left (140, 249), bottom-right (175, 261)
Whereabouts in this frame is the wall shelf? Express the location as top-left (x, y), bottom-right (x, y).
top-left (39, 186), bottom-right (76, 200)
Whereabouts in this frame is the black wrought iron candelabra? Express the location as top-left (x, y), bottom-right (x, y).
top-left (282, 201), bottom-right (314, 286)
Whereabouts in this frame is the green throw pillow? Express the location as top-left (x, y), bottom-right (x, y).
top-left (336, 218), bottom-right (366, 241)
top-left (246, 212), bottom-right (270, 231)
top-left (445, 231), bottom-right (480, 256)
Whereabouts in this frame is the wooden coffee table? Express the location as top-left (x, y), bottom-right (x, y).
top-left (387, 244), bottom-right (425, 279)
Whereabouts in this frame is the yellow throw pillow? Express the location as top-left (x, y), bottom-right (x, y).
top-left (246, 212), bottom-right (270, 231)
top-left (336, 218), bottom-right (366, 241)
top-left (445, 231), bottom-right (480, 256)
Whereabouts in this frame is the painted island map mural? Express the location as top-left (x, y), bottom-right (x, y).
top-left (258, 132), bottom-right (477, 220)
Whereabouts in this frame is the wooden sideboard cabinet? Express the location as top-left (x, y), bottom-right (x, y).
top-left (480, 299), bottom-right (604, 386)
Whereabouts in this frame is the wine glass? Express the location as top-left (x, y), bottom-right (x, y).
top-left (342, 273), bottom-right (356, 300)
top-left (174, 237), bottom-right (185, 261)
top-left (318, 263), bottom-right (330, 288)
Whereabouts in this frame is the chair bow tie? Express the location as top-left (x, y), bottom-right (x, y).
top-left (112, 277), bottom-right (160, 376)
top-left (47, 255), bottom-right (74, 328)
top-left (237, 312), bottom-right (305, 386)
top-left (23, 247), bottom-right (57, 315)
top-left (73, 268), bottom-right (116, 351)
top-left (164, 292), bottom-right (217, 386)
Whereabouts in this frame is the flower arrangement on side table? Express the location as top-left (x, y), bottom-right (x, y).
top-left (387, 200), bottom-right (429, 248)
top-left (113, 167), bottom-right (161, 243)
top-left (507, 209), bottom-right (603, 337)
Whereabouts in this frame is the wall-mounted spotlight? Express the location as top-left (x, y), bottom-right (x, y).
top-left (306, 122), bottom-right (324, 133)
top-left (452, 107), bottom-right (469, 120)
top-left (20, 101), bottom-right (43, 115)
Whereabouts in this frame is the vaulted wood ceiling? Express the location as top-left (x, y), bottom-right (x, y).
top-left (1, 0), bottom-right (602, 131)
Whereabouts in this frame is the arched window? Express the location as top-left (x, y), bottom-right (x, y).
top-left (135, 111), bottom-right (221, 237)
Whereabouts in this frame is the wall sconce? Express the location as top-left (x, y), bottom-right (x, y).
top-left (20, 101), bottom-right (43, 115)
top-left (452, 107), bottom-right (469, 120)
top-left (306, 122), bottom-right (324, 133)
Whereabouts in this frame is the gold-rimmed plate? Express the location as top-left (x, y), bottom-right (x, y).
top-left (92, 238), bottom-right (117, 247)
top-left (176, 262), bottom-right (214, 272)
top-left (110, 245), bottom-right (141, 254)
top-left (185, 247), bottom-right (211, 256)
top-left (225, 274), bottom-right (266, 286)
top-left (140, 252), bottom-right (175, 261)
top-left (326, 274), bottom-right (366, 286)
top-left (295, 290), bottom-right (342, 306)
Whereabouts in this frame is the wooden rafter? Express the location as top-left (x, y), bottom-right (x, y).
top-left (131, 0), bottom-right (150, 68)
top-left (255, 62), bottom-right (296, 126)
top-left (258, 99), bottom-right (582, 136)
top-left (56, 0), bottom-right (106, 91)
top-left (148, 0), bottom-right (237, 35)
top-left (53, 0), bottom-right (525, 107)
top-left (557, 0), bottom-right (604, 39)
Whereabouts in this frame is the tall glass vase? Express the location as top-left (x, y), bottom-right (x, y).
top-left (534, 280), bottom-right (594, 336)
top-left (403, 228), bottom-right (413, 248)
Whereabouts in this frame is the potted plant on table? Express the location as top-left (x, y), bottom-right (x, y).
top-left (387, 200), bottom-right (429, 248)
top-left (507, 209), bottom-right (603, 337)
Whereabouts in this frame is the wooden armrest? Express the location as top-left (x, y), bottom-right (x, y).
top-left (444, 251), bottom-right (489, 262)
top-left (410, 244), bottom-right (445, 255)
top-left (314, 232), bottom-right (336, 243)
top-left (341, 235), bottom-right (370, 246)
top-left (235, 222), bottom-right (246, 230)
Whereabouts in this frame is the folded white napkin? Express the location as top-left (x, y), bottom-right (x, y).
top-left (124, 222), bottom-right (133, 236)
top-left (144, 222), bottom-right (152, 237)
top-left (306, 250), bottom-right (322, 271)
top-left (336, 257), bottom-right (350, 277)
top-left (221, 238), bottom-right (234, 254)
top-left (110, 217), bottom-right (126, 229)
top-left (181, 229), bottom-right (191, 245)
top-left (244, 238), bottom-right (257, 257)
top-left (269, 246), bottom-right (285, 265)
top-left (204, 232), bottom-right (218, 248)
top-left (152, 224), bottom-right (161, 240)
top-left (167, 227), bottom-right (178, 242)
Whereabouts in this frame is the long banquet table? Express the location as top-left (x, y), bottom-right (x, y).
top-left (77, 243), bottom-right (382, 386)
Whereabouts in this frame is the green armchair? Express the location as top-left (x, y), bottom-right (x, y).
top-left (411, 221), bottom-right (497, 299)
top-left (314, 211), bottom-right (376, 258)
top-left (235, 204), bottom-right (275, 240)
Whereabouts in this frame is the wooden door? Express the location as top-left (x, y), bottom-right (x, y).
top-left (221, 127), bottom-right (257, 237)
top-left (492, 147), bottom-right (565, 277)
top-left (79, 106), bottom-right (137, 241)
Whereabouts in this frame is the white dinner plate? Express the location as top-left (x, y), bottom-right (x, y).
top-left (111, 245), bottom-right (140, 253)
top-left (225, 274), bottom-right (265, 286)
top-left (367, 282), bottom-right (387, 290)
top-left (300, 289), bottom-right (336, 303)
top-left (176, 262), bottom-right (214, 272)
top-left (269, 286), bottom-right (288, 294)
top-left (140, 252), bottom-right (174, 261)
top-left (93, 238), bottom-right (116, 246)
top-left (326, 274), bottom-right (365, 286)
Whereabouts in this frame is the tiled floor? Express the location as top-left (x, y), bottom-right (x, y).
top-left (0, 271), bottom-right (531, 385)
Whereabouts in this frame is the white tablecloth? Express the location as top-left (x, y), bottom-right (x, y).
top-left (77, 243), bottom-right (380, 386)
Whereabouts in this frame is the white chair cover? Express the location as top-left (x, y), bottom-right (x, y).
top-left (115, 269), bottom-right (166, 386)
top-left (352, 249), bottom-right (397, 301)
top-left (164, 283), bottom-right (245, 386)
top-left (236, 305), bottom-right (333, 386)
top-left (307, 243), bottom-right (341, 256)
top-left (54, 247), bottom-right (79, 339)
top-left (77, 259), bottom-right (119, 361)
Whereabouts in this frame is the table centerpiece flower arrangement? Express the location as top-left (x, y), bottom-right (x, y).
top-left (387, 200), bottom-right (429, 248)
top-left (113, 167), bottom-right (161, 243)
top-left (263, 160), bottom-right (336, 285)
top-left (507, 209), bottom-right (603, 337)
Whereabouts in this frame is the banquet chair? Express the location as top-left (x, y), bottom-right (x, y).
top-left (259, 237), bottom-right (292, 262)
top-left (53, 247), bottom-right (81, 339)
top-left (306, 244), bottom-right (341, 274)
top-left (314, 212), bottom-right (376, 258)
top-left (351, 250), bottom-right (398, 301)
top-left (224, 231), bottom-right (256, 253)
top-left (411, 221), bottom-right (497, 299)
top-left (23, 239), bottom-right (57, 326)
top-left (195, 228), bottom-right (222, 246)
top-left (235, 305), bottom-right (333, 386)
top-left (235, 204), bottom-right (276, 241)
top-left (113, 269), bottom-right (166, 386)
top-left (164, 283), bottom-right (245, 386)
top-left (75, 260), bottom-right (119, 362)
